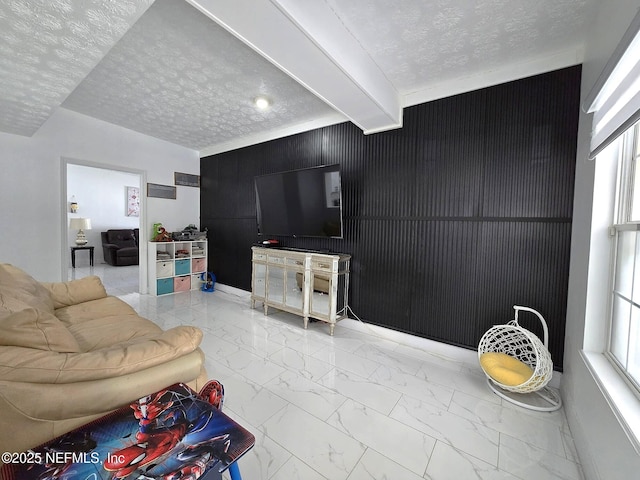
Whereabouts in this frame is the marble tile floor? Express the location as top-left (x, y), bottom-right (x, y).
top-left (76, 267), bottom-right (584, 480)
top-left (68, 262), bottom-right (139, 296)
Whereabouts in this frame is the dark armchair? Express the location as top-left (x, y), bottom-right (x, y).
top-left (101, 229), bottom-right (139, 266)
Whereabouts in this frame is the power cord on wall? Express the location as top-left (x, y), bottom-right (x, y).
top-left (338, 304), bottom-right (362, 322)
top-left (337, 304), bottom-right (384, 338)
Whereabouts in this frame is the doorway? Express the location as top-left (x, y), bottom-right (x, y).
top-left (63, 159), bottom-right (145, 295)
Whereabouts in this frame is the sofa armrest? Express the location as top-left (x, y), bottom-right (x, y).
top-left (0, 349), bottom-right (206, 454)
top-left (0, 326), bottom-right (203, 384)
top-left (102, 243), bottom-right (119, 265)
top-left (41, 276), bottom-right (107, 309)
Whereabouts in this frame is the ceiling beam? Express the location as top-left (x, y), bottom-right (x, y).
top-left (185, 0), bottom-right (402, 134)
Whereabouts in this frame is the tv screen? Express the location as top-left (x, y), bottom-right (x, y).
top-left (255, 164), bottom-right (343, 238)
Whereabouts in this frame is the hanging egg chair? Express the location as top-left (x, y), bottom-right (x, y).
top-left (477, 305), bottom-right (561, 412)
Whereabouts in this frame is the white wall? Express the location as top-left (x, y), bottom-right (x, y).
top-left (0, 107), bottom-right (200, 287)
top-left (67, 164), bottom-right (140, 251)
top-left (563, 1), bottom-right (640, 479)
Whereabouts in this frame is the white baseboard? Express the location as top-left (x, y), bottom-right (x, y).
top-left (214, 282), bottom-right (252, 299)
top-left (214, 283), bottom-right (563, 386)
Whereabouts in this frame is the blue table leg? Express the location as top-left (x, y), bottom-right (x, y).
top-left (228, 462), bottom-right (241, 480)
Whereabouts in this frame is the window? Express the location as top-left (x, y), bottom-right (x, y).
top-left (609, 120), bottom-right (640, 392)
top-left (581, 9), bottom-right (640, 454)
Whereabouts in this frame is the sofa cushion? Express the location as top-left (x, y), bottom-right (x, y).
top-left (0, 326), bottom-right (203, 383)
top-left (0, 296), bottom-right (81, 353)
top-left (42, 276), bottom-right (107, 309)
top-left (116, 247), bottom-right (139, 258)
top-left (67, 315), bottom-right (163, 352)
top-left (0, 263), bottom-right (54, 313)
top-left (54, 296), bottom-right (138, 326)
top-left (52, 296), bottom-right (164, 351)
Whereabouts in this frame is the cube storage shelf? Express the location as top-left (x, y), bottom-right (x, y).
top-left (148, 240), bottom-right (208, 295)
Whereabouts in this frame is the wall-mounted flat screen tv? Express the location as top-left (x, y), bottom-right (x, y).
top-left (255, 164), bottom-right (343, 238)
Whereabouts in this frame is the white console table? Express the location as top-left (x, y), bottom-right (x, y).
top-left (250, 247), bottom-right (350, 335)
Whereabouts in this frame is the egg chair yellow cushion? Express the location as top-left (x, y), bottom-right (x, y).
top-left (480, 352), bottom-right (533, 386)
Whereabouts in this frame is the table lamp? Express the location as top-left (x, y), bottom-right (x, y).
top-left (70, 218), bottom-right (91, 245)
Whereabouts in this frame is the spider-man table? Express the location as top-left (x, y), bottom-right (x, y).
top-left (0, 383), bottom-right (254, 480)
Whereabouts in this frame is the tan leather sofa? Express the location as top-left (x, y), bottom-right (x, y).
top-left (0, 263), bottom-right (207, 455)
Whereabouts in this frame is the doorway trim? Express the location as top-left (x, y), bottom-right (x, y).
top-left (61, 157), bottom-right (148, 293)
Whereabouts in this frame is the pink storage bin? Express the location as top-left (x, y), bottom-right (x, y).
top-left (192, 257), bottom-right (206, 273)
top-left (174, 276), bottom-right (191, 292)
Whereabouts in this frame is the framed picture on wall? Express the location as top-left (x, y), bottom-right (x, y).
top-left (147, 183), bottom-right (177, 199)
top-left (174, 172), bottom-right (200, 187)
top-left (126, 186), bottom-right (140, 217)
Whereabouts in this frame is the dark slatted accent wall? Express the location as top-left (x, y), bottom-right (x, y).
top-left (200, 66), bottom-right (580, 370)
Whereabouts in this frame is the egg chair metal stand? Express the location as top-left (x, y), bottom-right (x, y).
top-left (478, 305), bottom-right (562, 412)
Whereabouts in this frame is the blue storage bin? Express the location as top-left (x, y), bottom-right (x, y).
top-left (175, 259), bottom-right (191, 276)
top-left (157, 278), bottom-right (174, 295)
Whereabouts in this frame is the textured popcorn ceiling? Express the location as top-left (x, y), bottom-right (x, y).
top-left (325, 0), bottom-right (592, 92)
top-left (0, 0), bottom-right (154, 136)
top-left (0, 0), bottom-right (595, 153)
top-left (62, 0), bottom-right (339, 151)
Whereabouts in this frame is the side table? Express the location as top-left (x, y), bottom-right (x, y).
top-left (71, 245), bottom-right (94, 268)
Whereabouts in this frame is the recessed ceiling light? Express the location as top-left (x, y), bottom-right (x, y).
top-left (254, 96), bottom-right (271, 110)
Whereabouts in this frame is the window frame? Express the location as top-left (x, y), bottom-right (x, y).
top-left (581, 8), bottom-right (640, 457)
top-left (608, 122), bottom-right (640, 398)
